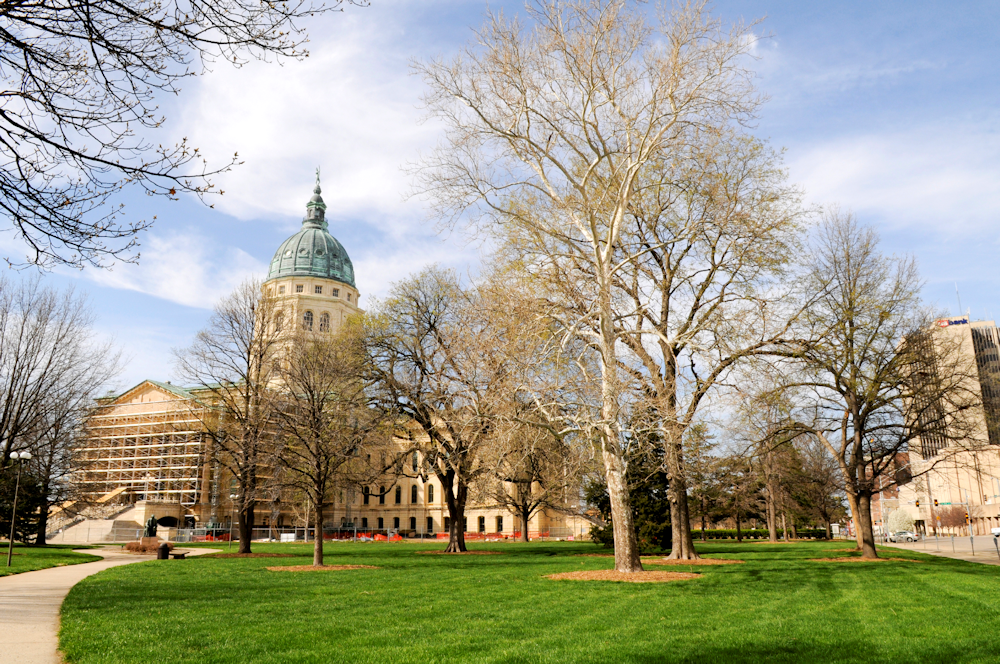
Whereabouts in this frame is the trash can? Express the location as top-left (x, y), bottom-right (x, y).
top-left (157, 543), bottom-right (170, 560)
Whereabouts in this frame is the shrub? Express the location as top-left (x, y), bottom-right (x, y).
top-left (124, 541), bottom-right (174, 554)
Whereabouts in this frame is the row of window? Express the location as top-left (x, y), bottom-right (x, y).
top-left (274, 311), bottom-right (334, 333)
top-left (362, 484), bottom-right (434, 505)
top-left (275, 283), bottom-right (352, 302)
top-left (351, 515), bottom-right (506, 532)
top-left (359, 516), bottom-right (435, 532)
top-left (444, 516), bottom-right (504, 533)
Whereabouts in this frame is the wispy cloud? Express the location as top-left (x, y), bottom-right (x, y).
top-left (81, 231), bottom-right (267, 309)
top-left (179, 6), bottom-right (438, 230)
top-left (788, 124), bottom-right (1000, 235)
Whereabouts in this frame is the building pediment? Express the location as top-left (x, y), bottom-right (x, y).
top-left (98, 380), bottom-right (193, 406)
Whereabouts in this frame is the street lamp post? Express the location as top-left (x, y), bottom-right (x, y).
top-left (6, 451), bottom-right (32, 567)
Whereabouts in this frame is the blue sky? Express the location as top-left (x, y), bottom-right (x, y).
top-left (6, 1), bottom-right (999, 389)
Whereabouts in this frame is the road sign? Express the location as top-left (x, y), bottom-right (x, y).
top-left (939, 502), bottom-right (952, 505)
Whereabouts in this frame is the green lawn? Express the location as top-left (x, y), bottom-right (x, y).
top-left (0, 543), bottom-right (100, 577)
top-left (59, 540), bottom-right (1000, 663)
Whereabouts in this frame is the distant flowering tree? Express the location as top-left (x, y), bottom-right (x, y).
top-left (886, 508), bottom-right (914, 534)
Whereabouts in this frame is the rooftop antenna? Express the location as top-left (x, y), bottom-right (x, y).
top-left (956, 282), bottom-right (963, 319)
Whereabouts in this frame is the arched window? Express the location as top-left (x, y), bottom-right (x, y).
top-left (427, 485), bottom-right (434, 503)
top-left (303, 310), bottom-right (313, 330)
top-left (412, 451), bottom-right (418, 472)
top-left (363, 486), bottom-right (370, 505)
top-left (379, 486), bottom-right (385, 505)
top-left (393, 516), bottom-right (400, 530)
top-left (411, 484), bottom-right (418, 504)
top-left (377, 517), bottom-right (384, 530)
top-left (427, 517), bottom-right (434, 533)
top-left (409, 516), bottom-right (416, 531)
top-left (274, 311), bottom-right (283, 333)
top-left (394, 486), bottom-right (401, 504)
top-left (319, 312), bottom-right (330, 332)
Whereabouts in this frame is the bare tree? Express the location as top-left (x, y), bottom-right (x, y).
top-left (735, 388), bottom-right (801, 542)
top-left (364, 267), bottom-right (519, 553)
top-left (0, 0), bottom-right (364, 268)
top-left (0, 277), bottom-right (121, 464)
top-left (484, 407), bottom-right (588, 542)
top-left (779, 211), bottom-right (980, 558)
top-left (415, 0), bottom-right (804, 568)
top-left (273, 323), bottom-right (390, 566)
top-left (794, 434), bottom-right (846, 540)
top-left (0, 277), bottom-right (121, 542)
top-left (175, 277), bottom-right (282, 554)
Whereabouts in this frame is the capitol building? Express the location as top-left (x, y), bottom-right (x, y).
top-left (52, 178), bottom-right (589, 544)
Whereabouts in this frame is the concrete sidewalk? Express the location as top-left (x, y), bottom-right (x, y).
top-left (0, 546), bottom-right (218, 664)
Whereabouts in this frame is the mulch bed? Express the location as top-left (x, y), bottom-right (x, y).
top-left (547, 570), bottom-right (701, 583)
top-left (204, 553), bottom-right (297, 559)
top-left (415, 550), bottom-right (504, 555)
top-left (642, 558), bottom-right (744, 566)
top-left (266, 564), bottom-right (380, 572)
top-left (809, 557), bottom-right (921, 563)
top-left (574, 554), bottom-right (742, 566)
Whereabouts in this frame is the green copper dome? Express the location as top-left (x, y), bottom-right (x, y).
top-left (265, 173), bottom-right (356, 288)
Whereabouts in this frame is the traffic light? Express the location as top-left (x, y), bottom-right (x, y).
top-left (916, 499), bottom-right (920, 508)
top-left (966, 513), bottom-right (971, 525)
top-left (934, 499), bottom-right (939, 507)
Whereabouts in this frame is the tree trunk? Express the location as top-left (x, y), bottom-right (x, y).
top-left (735, 510), bottom-right (742, 543)
top-left (519, 503), bottom-right (530, 542)
top-left (825, 519), bottom-right (832, 540)
top-left (602, 445), bottom-right (643, 572)
top-left (856, 493), bottom-right (879, 558)
top-left (664, 438), bottom-right (698, 560)
top-left (238, 499), bottom-right (255, 554)
top-left (313, 497), bottom-right (324, 566)
top-left (700, 496), bottom-right (707, 542)
top-left (766, 485), bottom-right (778, 543)
top-left (790, 521), bottom-right (798, 540)
top-left (845, 490), bottom-right (864, 550)
top-left (442, 474), bottom-right (467, 553)
top-left (781, 512), bottom-right (788, 541)
top-left (35, 493), bottom-right (51, 546)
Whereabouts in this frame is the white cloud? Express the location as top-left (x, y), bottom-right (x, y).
top-left (80, 231), bottom-right (267, 309)
top-left (788, 125), bottom-right (1000, 235)
top-left (352, 235), bottom-right (481, 306)
top-left (179, 5), bottom-right (439, 230)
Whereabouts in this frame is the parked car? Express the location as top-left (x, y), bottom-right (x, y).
top-left (889, 531), bottom-right (919, 542)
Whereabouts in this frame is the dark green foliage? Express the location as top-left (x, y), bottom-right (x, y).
top-left (0, 466), bottom-right (44, 543)
top-left (585, 470), bottom-right (671, 552)
top-left (695, 528), bottom-right (829, 540)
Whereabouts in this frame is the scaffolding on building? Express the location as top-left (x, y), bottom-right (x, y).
top-left (74, 395), bottom-right (209, 507)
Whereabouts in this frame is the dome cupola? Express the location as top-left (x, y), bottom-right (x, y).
top-left (265, 171), bottom-right (356, 287)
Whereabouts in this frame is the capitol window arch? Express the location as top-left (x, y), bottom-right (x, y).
top-left (303, 311), bottom-right (313, 330)
top-left (319, 312), bottom-right (330, 332)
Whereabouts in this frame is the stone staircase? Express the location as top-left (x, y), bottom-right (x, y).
top-left (47, 518), bottom-right (143, 544)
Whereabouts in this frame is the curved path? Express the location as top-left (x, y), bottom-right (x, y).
top-left (0, 546), bottom-right (219, 664)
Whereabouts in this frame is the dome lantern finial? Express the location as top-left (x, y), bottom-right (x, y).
top-left (304, 167), bottom-right (327, 227)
